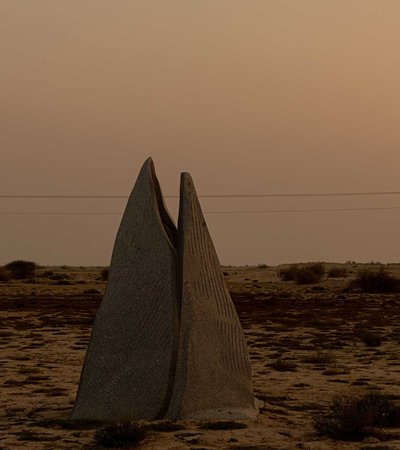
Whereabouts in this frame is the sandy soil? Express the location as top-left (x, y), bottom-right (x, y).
top-left (1, 264), bottom-right (400, 449)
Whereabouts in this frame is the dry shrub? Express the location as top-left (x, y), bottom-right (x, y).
top-left (4, 260), bottom-right (36, 279)
top-left (278, 265), bottom-right (299, 281)
top-left (351, 267), bottom-right (400, 293)
top-left (315, 393), bottom-right (400, 440)
top-left (278, 263), bottom-right (325, 285)
top-left (0, 267), bottom-right (11, 282)
top-left (101, 267), bottom-right (109, 281)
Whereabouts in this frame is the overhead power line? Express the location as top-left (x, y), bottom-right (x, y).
top-left (1, 206), bottom-right (400, 215)
top-left (1, 191), bottom-right (400, 199)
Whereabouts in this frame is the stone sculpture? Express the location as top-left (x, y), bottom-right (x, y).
top-left (72, 158), bottom-right (256, 421)
top-left (72, 159), bottom-right (179, 420)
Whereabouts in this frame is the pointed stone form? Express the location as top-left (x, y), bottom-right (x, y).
top-left (72, 158), bottom-right (179, 421)
top-left (166, 173), bottom-right (256, 420)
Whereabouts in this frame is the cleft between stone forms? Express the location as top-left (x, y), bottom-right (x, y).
top-left (72, 158), bottom-right (257, 421)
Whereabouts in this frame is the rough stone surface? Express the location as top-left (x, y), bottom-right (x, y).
top-left (72, 158), bottom-right (179, 421)
top-left (166, 172), bottom-right (256, 420)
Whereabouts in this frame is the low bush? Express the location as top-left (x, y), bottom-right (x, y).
top-left (4, 260), bottom-right (36, 279)
top-left (295, 265), bottom-right (324, 284)
top-left (93, 423), bottom-right (146, 448)
top-left (308, 262), bottom-right (325, 277)
top-left (314, 393), bottom-right (400, 440)
top-left (350, 267), bottom-right (400, 293)
top-left (278, 263), bottom-right (325, 285)
top-left (0, 267), bottom-right (11, 282)
top-left (101, 267), bottom-right (109, 281)
top-left (278, 265), bottom-right (299, 281)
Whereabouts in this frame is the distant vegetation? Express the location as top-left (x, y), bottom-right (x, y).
top-left (327, 266), bottom-right (348, 278)
top-left (0, 262), bottom-right (111, 287)
top-left (315, 393), bottom-right (400, 440)
top-left (278, 265), bottom-right (298, 281)
top-left (278, 262), bottom-right (325, 285)
top-left (0, 267), bottom-right (11, 282)
top-left (100, 267), bottom-right (109, 281)
top-left (350, 267), bottom-right (400, 293)
top-left (4, 260), bottom-right (36, 280)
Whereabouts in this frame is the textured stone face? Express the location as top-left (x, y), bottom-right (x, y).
top-left (72, 158), bottom-right (179, 421)
top-left (73, 160), bottom-right (256, 421)
top-left (166, 173), bottom-right (256, 420)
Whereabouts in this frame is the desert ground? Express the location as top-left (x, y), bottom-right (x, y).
top-left (1, 263), bottom-right (400, 449)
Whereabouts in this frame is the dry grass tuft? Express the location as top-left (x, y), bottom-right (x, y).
top-left (315, 393), bottom-right (400, 440)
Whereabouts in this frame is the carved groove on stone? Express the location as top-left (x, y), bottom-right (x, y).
top-left (165, 172), bottom-right (255, 420)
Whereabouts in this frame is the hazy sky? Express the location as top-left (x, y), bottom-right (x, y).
top-left (1, 1), bottom-right (400, 266)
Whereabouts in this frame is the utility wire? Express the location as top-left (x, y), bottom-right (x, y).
top-left (2, 191), bottom-right (400, 199)
top-left (1, 206), bottom-right (400, 215)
